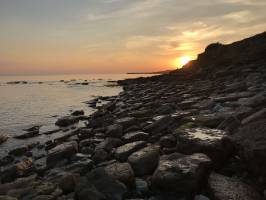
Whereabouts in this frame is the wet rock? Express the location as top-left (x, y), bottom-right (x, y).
top-left (106, 124), bottom-right (123, 138)
top-left (128, 145), bottom-right (160, 176)
top-left (86, 167), bottom-right (127, 200)
top-left (55, 116), bottom-right (79, 127)
top-left (175, 127), bottom-right (234, 163)
top-left (151, 153), bottom-right (211, 194)
top-left (115, 141), bottom-right (146, 161)
top-left (104, 162), bottom-right (135, 187)
top-left (208, 172), bottom-right (262, 200)
top-left (71, 110), bottom-right (84, 116)
top-left (47, 141), bottom-right (78, 167)
top-left (122, 131), bottom-right (149, 142)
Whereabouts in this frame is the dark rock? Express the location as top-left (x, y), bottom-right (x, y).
top-left (106, 124), bottom-right (123, 138)
top-left (116, 117), bottom-right (137, 129)
top-left (217, 116), bottom-right (241, 133)
top-left (59, 173), bottom-right (79, 194)
top-left (8, 146), bottom-right (28, 156)
top-left (104, 162), bottom-right (135, 187)
top-left (159, 135), bottom-right (177, 148)
top-left (86, 168), bottom-right (127, 200)
top-left (114, 141), bottom-right (146, 161)
top-left (71, 110), bottom-right (84, 116)
top-left (55, 116), bottom-right (79, 127)
top-left (96, 137), bottom-right (123, 152)
top-left (75, 177), bottom-right (105, 200)
top-left (151, 153), bottom-right (211, 194)
top-left (208, 172), bottom-right (262, 200)
top-left (241, 108), bottom-right (266, 125)
top-left (92, 149), bottom-right (109, 163)
top-left (143, 115), bottom-right (174, 134)
top-left (128, 145), bottom-right (160, 176)
top-left (47, 141), bottom-right (78, 167)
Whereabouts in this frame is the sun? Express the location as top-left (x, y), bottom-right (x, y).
top-left (175, 56), bottom-right (192, 69)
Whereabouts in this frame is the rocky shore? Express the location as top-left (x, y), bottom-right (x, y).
top-left (0, 32), bottom-right (266, 200)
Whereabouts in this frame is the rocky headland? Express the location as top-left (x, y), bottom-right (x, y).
top-left (0, 32), bottom-right (266, 200)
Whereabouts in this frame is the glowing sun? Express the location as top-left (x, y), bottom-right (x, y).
top-left (175, 56), bottom-right (192, 68)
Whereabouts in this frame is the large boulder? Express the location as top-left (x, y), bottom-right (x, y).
top-left (151, 153), bottom-right (211, 195)
top-left (47, 141), bottom-right (78, 167)
top-left (175, 127), bottom-right (234, 164)
top-left (86, 168), bottom-right (127, 200)
top-left (128, 145), bottom-right (160, 176)
top-left (208, 172), bottom-right (262, 200)
top-left (114, 141), bottom-right (146, 161)
top-left (104, 162), bottom-right (135, 187)
top-left (229, 118), bottom-right (266, 178)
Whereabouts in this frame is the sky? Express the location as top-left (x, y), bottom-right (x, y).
top-left (0, 0), bottom-right (265, 75)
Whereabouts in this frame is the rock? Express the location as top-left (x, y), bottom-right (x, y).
top-left (175, 127), bottom-right (234, 163)
top-left (114, 141), bottom-right (146, 161)
top-left (159, 135), bottom-right (177, 148)
top-left (86, 168), bottom-right (127, 200)
top-left (230, 118), bottom-right (266, 177)
top-left (135, 178), bottom-right (149, 196)
top-left (8, 146), bottom-right (28, 156)
top-left (59, 173), bottom-right (79, 194)
top-left (0, 175), bottom-right (36, 195)
top-left (15, 130), bottom-right (39, 139)
top-left (75, 177), bottom-right (105, 200)
top-left (106, 124), bottom-right (123, 138)
top-left (95, 137), bottom-right (123, 152)
top-left (47, 141), bottom-right (78, 167)
top-left (208, 172), bottom-right (262, 200)
top-left (92, 149), bottom-right (109, 163)
top-left (71, 110), bottom-right (84, 116)
top-left (116, 117), bottom-right (137, 129)
top-left (1, 159), bottom-right (34, 183)
top-left (0, 133), bottom-right (8, 144)
top-left (241, 108), bottom-right (266, 125)
top-left (122, 131), bottom-right (149, 142)
top-left (55, 116), bottom-right (79, 127)
top-left (217, 116), bottom-right (241, 133)
top-left (143, 115), bottom-right (175, 134)
top-left (186, 113), bottom-right (226, 128)
top-left (0, 196), bottom-right (17, 200)
top-left (238, 93), bottom-right (266, 108)
top-left (194, 195), bottom-right (210, 200)
top-left (151, 153), bottom-right (211, 194)
top-left (104, 162), bottom-right (135, 187)
top-left (128, 145), bottom-right (160, 176)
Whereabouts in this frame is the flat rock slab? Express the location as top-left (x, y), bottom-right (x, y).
top-left (208, 172), bottom-right (262, 200)
top-left (114, 141), bottom-right (146, 161)
top-left (128, 145), bottom-right (160, 176)
top-left (47, 141), bottom-right (78, 167)
top-left (175, 127), bottom-right (233, 163)
top-left (151, 153), bottom-right (211, 194)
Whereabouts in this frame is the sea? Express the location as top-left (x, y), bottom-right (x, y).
top-left (0, 74), bottom-right (151, 156)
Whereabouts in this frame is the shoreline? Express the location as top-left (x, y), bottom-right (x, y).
top-left (0, 32), bottom-right (266, 199)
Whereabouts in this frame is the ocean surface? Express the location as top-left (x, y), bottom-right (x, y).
top-left (0, 74), bottom-right (151, 156)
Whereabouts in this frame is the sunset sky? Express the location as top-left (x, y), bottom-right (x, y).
top-left (0, 0), bottom-right (265, 75)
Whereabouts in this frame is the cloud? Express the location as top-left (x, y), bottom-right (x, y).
top-left (222, 10), bottom-right (257, 23)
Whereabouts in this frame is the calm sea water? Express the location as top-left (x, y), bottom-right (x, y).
top-left (0, 74), bottom-right (151, 156)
